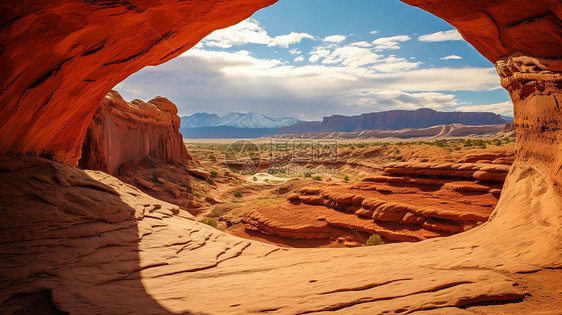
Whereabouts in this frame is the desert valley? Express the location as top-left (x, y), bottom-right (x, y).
top-left (1, 0), bottom-right (561, 314)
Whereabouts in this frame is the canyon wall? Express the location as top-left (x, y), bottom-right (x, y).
top-left (1, 0), bottom-right (561, 313)
top-left (78, 90), bottom-right (188, 175)
top-left (0, 0), bottom-right (277, 165)
top-left (279, 109), bottom-right (506, 134)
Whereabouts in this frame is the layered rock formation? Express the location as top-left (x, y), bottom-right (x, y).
top-left (279, 109), bottom-right (506, 134)
top-left (243, 157), bottom-right (511, 244)
top-left (0, 0), bottom-right (277, 165)
top-left (272, 123), bottom-right (514, 140)
top-left (1, 0), bottom-right (562, 313)
top-left (0, 156), bottom-right (532, 314)
top-left (79, 91), bottom-right (188, 174)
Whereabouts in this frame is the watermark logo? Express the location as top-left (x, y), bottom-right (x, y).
top-left (224, 139), bottom-right (339, 175)
top-left (224, 140), bottom-right (262, 174)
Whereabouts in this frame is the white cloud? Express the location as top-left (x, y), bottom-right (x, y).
top-left (349, 41), bottom-right (372, 48)
top-left (321, 46), bottom-right (380, 68)
top-left (370, 55), bottom-right (420, 73)
top-left (200, 18), bottom-right (313, 49)
top-left (268, 32), bottom-right (314, 48)
top-left (347, 90), bottom-right (459, 110)
top-left (370, 30), bottom-right (378, 34)
top-left (418, 30), bottom-right (463, 42)
top-left (441, 55), bottom-right (463, 60)
top-left (323, 35), bottom-right (347, 43)
top-left (455, 101), bottom-right (513, 116)
top-left (294, 56), bottom-right (304, 62)
top-left (119, 47), bottom-right (504, 120)
top-left (289, 48), bottom-right (301, 55)
top-left (203, 19), bottom-right (271, 48)
top-left (372, 35), bottom-right (411, 51)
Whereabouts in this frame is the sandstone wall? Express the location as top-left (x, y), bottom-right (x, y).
top-left (0, 0), bottom-right (277, 165)
top-left (78, 90), bottom-right (188, 174)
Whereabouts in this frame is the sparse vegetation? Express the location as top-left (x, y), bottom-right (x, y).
top-left (208, 154), bottom-right (216, 161)
top-left (206, 178), bottom-right (215, 185)
top-left (192, 191), bottom-right (201, 198)
top-left (366, 233), bottom-right (384, 246)
top-left (253, 176), bottom-right (257, 181)
top-left (199, 218), bottom-right (217, 228)
top-left (210, 170), bottom-right (219, 178)
top-left (233, 190), bottom-right (243, 198)
top-left (312, 176), bottom-right (322, 181)
top-left (344, 175), bottom-right (350, 182)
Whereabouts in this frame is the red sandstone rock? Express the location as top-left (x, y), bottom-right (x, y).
top-left (79, 91), bottom-right (188, 174)
top-left (0, 0), bottom-right (278, 165)
top-left (1, 0), bottom-right (562, 313)
top-left (383, 161), bottom-right (511, 183)
top-left (287, 193), bottom-right (300, 201)
top-left (186, 168), bottom-right (211, 179)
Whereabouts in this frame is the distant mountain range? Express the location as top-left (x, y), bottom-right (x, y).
top-left (278, 108), bottom-right (507, 134)
top-left (180, 112), bottom-right (302, 138)
top-left (180, 109), bottom-right (509, 139)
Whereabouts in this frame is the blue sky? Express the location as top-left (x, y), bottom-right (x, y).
top-left (116, 0), bottom-right (513, 121)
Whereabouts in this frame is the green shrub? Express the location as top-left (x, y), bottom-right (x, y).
top-left (344, 175), bottom-right (350, 182)
top-left (212, 208), bottom-right (222, 218)
top-left (312, 176), bottom-right (322, 181)
top-left (206, 178), bottom-right (215, 185)
top-left (264, 179), bottom-right (269, 183)
top-left (366, 233), bottom-right (384, 246)
top-left (192, 191), bottom-right (201, 198)
top-left (253, 176), bottom-right (257, 181)
top-left (463, 139), bottom-right (473, 147)
top-left (303, 172), bottom-right (312, 178)
top-left (208, 154), bottom-right (216, 161)
top-left (233, 190), bottom-right (243, 198)
top-left (199, 218), bottom-right (217, 228)
top-left (210, 170), bottom-right (219, 178)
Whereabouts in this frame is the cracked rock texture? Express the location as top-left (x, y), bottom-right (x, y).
top-left (242, 159), bottom-right (510, 245)
top-left (0, 157), bottom-right (535, 314)
top-left (78, 90), bottom-right (189, 175)
top-left (0, 0), bottom-right (561, 313)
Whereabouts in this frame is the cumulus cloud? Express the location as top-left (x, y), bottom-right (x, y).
top-left (294, 56), bottom-right (304, 62)
top-left (441, 55), bottom-right (463, 60)
top-left (418, 29), bottom-right (463, 42)
top-left (370, 30), bottom-right (378, 34)
top-left (289, 48), bottom-right (301, 55)
top-left (268, 32), bottom-right (314, 48)
top-left (372, 35), bottom-right (411, 51)
top-left (349, 41), bottom-right (372, 47)
top-left (200, 18), bottom-right (313, 49)
top-left (202, 19), bottom-right (271, 48)
top-left (309, 54), bottom-right (320, 63)
top-left (321, 46), bottom-right (380, 68)
top-left (347, 90), bottom-right (459, 110)
top-left (118, 47), bottom-right (504, 120)
top-left (323, 35), bottom-right (347, 43)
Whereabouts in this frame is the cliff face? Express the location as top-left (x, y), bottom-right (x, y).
top-left (0, 0), bottom-right (277, 165)
top-left (279, 109), bottom-right (506, 134)
top-left (1, 0), bottom-right (562, 313)
top-left (78, 91), bottom-right (188, 175)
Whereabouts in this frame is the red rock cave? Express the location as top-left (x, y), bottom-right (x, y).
top-left (0, 0), bottom-right (560, 313)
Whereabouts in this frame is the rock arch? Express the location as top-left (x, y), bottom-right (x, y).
top-left (0, 0), bottom-right (560, 313)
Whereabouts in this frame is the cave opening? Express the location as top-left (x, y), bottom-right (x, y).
top-left (1, 0), bottom-right (561, 313)
top-left (92, 0), bottom-right (516, 249)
